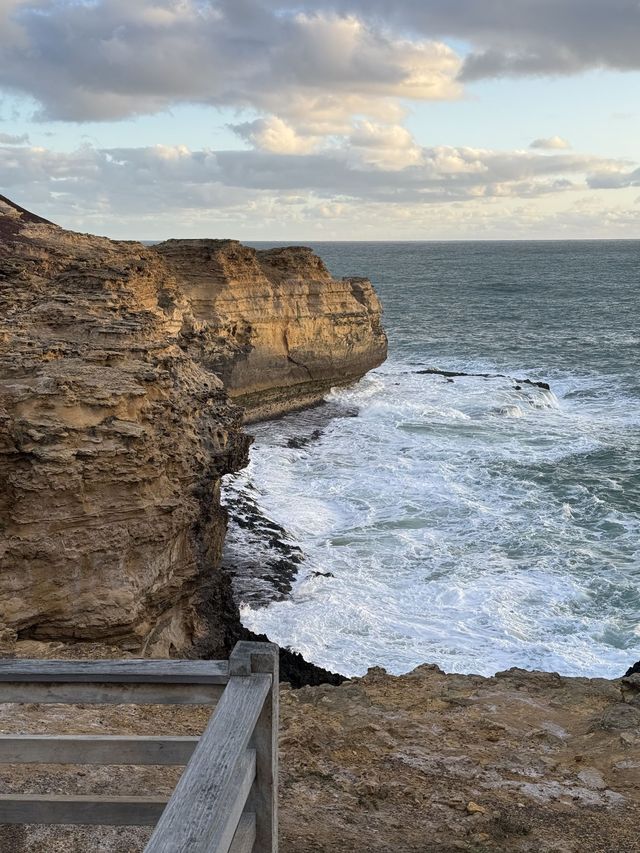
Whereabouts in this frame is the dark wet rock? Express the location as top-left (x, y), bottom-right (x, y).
top-left (523, 378), bottom-right (551, 391)
top-left (223, 624), bottom-right (346, 688)
top-left (222, 399), bottom-right (363, 608)
top-left (310, 571), bottom-right (335, 579)
top-left (189, 564), bottom-right (346, 687)
top-left (624, 660), bottom-right (640, 677)
top-left (286, 428), bottom-right (323, 449)
top-left (415, 367), bottom-right (551, 392)
top-left (222, 485), bottom-right (304, 605)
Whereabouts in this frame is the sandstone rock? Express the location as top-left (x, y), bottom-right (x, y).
top-left (0, 196), bottom-right (386, 652)
top-left (154, 239), bottom-right (387, 421)
top-left (0, 197), bottom-right (251, 654)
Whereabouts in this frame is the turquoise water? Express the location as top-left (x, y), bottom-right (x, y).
top-left (225, 241), bottom-right (640, 678)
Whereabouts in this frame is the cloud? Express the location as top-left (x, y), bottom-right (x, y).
top-left (0, 1), bottom-right (461, 122)
top-left (0, 131), bottom-right (29, 144)
top-left (347, 121), bottom-right (423, 169)
top-left (285, 0), bottom-right (640, 79)
top-left (2, 139), bottom-right (637, 239)
top-left (530, 136), bottom-right (571, 150)
top-left (231, 117), bottom-right (319, 155)
top-left (0, 140), bottom-right (630, 221)
top-left (587, 166), bottom-right (640, 189)
top-left (0, 1), bottom-right (636, 143)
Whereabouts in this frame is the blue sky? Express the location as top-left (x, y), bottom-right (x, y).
top-left (0, 1), bottom-right (638, 240)
top-left (407, 72), bottom-right (640, 161)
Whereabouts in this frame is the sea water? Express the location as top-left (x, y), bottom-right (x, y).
top-left (222, 241), bottom-right (640, 678)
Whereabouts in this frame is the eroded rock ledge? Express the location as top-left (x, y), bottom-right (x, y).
top-left (155, 239), bottom-right (387, 422)
top-left (0, 197), bottom-right (386, 654)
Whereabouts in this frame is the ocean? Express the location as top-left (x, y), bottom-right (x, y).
top-left (223, 241), bottom-right (640, 678)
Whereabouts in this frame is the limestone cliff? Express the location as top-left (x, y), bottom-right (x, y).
top-left (155, 239), bottom-right (387, 421)
top-left (0, 197), bottom-right (386, 653)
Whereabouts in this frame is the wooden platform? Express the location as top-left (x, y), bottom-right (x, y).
top-left (0, 641), bottom-right (279, 853)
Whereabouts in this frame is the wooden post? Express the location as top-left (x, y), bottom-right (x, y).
top-left (230, 641), bottom-right (279, 853)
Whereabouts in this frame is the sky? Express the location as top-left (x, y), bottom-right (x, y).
top-left (0, 0), bottom-right (639, 240)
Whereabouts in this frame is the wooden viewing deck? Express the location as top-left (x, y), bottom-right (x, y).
top-left (0, 640), bottom-right (278, 852)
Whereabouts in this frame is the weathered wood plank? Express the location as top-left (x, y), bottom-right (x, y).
top-left (230, 812), bottom-right (257, 853)
top-left (231, 642), bottom-right (279, 853)
top-left (0, 659), bottom-right (229, 684)
top-left (146, 747), bottom-right (256, 853)
top-left (0, 793), bottom-right (167, 826)
top-left (0, 682), bottom-right (222, 705)
top-left (144, 674), bottom-right (270, 853)
top-left (0, 735), bottom-right (198, 766)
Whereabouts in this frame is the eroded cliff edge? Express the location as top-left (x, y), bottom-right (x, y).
top-left (155, 239), bottom-right (387, 422)
top-left (0, 197), bottom-right (386, 654)
top-left (1, 661), bottom-right (639, 852)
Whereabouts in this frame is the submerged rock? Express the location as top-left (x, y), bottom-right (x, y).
top-left (415, 366), bottom-right (551, 392)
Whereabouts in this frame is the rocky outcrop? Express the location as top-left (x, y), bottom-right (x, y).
top-left (0, 196), bottom-right (251, 654)
top-left (0, 197), bottom-right (386, 653)
top-left (279, 666), bottom-right (640, 852)
top-left (155, 239), bottom-right (387, 421)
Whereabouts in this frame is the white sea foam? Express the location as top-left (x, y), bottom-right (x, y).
top-left (225, 240), bottom-right (640, 679)
top-left (224, 359), bottom-right (640, 679)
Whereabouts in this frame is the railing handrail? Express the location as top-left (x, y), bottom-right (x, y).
top-left (0, 641), bottom-right (279, 853)
top-left (0, 658), bottom-right (230, 684)
top-left (144, 674), bottom-right (270, 852)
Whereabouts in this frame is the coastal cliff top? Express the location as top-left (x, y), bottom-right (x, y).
top-left (0, 194), bottom-right (54, 241)
top-left (1, 649), bottom-right (638, 852)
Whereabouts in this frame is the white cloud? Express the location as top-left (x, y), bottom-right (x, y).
top-left (347, 122), bottom-right (423, 169)
top-left (231, 117), bottom-right (319, 155)
top-left (289, 0), bottom-right (640, 79)
top-left (0, 131), bottom-right (28, 144)
top-left (4, 139), bottom-right (637, 240)
top-left (0, 2), bottom-right (636, 239)
top-left (530, 136), bottom-right (571, 150)
top-left (0, 2), bottom-right (461, 123)
top-left (0, 140), bottom-right (631, 221)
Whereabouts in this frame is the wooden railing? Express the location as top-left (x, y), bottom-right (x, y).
top-left (0, 640), bottom-right (278, 853)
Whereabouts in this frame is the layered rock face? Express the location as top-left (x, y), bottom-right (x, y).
top-left (0, 197), bottom-right (386, 652)
top-left (0, 199), bottom-right (251, 654)
top-left (155, 239), bottom-right (387, 421)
